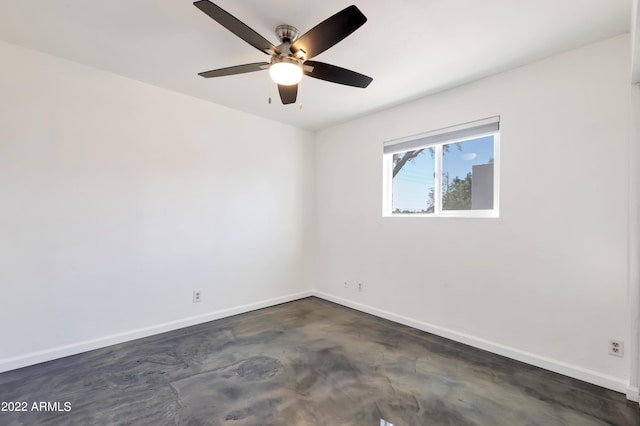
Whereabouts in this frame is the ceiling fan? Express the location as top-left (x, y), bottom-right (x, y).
top-left (193, 1), bottom-right (373, 105)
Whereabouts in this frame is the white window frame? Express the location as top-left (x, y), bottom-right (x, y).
top-left (383, 116), bottom-right (500, 218)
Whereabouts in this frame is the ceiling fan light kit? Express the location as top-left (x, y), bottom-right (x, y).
top-left (269, 56), bottom-right (303, 86)
top-left (193, 1), bottom-right (373, 105)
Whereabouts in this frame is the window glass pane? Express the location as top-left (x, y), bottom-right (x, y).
top-left (391, 148), bottom-right (435, 214)
top-left (442, 136), bottom-right (494, 211)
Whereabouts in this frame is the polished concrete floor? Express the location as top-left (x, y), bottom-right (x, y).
top-left (0, 297), bottom-right (638, 425)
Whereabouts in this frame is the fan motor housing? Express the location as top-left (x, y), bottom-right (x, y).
top-left (275, 24), bottom-right (299, 43)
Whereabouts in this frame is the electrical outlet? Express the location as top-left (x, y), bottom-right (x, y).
top-left (358, 283), bottom-right (363, 292)
top-left (343, 282), bottom-right (348, 289)
top-left (193, 290), bottom-right (202, 303)
top-left (609, 339), bottom-right (624, 357)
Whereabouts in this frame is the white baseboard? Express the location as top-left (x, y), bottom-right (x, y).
top-left (313, 291), bottom-right (634, 400)
top-left (0, 290), bottom-right (313, 374)
top-left (627, 386), bottom-right (640, 402)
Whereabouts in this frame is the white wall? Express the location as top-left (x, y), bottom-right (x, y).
top-left (314, 35), bottom-right (636, 395)
top-left (0, 40), bottom-right (315, 371)
top-left (631, 82), bottom-right (640, 398)
top-left (633, 0), bottom-right (639, 83)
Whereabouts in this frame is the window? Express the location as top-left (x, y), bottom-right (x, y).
top-left (383, 116), bottom-right (500, 217)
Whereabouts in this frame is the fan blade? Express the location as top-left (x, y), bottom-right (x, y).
top-left (198, 62), bottom-right (269, 78)
top-left (291, 5), bottom-right (366, 60)
top-left (278, 84), bottom-right (298, 104)
top-left (193, 1), bottom-right (279, 55)
top-left (304, 61), bottom-right (372, 88)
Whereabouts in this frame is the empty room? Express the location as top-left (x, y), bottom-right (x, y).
top-left (1, 0), bottom-right (640, 425)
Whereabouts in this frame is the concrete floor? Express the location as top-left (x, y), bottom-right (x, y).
top-left (0, 297), bottom-right (638, 425)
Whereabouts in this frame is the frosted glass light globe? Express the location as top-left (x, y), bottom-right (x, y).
top-left (269, 60), bottom-right (303, 86)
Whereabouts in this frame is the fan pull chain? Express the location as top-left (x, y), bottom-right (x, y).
top-left (267, 76), bottom-right (272, 104)
top-left (298, 80), bottom-right (303, 110)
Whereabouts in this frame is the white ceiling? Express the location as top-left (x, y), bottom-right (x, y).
top-left (0, 0), bottom-right (631, 131)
